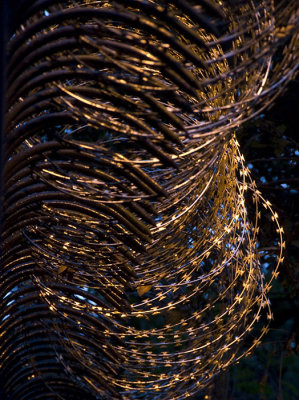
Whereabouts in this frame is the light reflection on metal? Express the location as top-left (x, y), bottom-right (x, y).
top-left (0, 1), bottom-right (298, 399)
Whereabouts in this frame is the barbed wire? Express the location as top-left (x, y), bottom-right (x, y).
top-left (1, 1), bottom-right (298, 399)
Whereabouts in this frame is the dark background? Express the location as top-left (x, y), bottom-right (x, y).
top-left (207, 80), bottom-right (299, 400)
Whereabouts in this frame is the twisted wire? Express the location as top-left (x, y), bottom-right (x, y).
top-left (1, 1), bottom-right (297, 399)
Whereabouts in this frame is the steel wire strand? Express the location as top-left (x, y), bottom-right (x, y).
top-left (1, 1), bottom-right (297, 399)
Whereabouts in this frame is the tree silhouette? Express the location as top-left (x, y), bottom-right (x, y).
top-left (0, 1), bottom-right (298, 399)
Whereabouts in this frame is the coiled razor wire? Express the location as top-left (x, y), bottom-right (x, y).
top-left (0, 1), bottom-right (298, 399)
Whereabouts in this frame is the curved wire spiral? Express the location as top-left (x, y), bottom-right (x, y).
top-left (1, 1), bottom-right (298, 399)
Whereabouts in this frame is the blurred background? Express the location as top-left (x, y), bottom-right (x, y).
top-left (205, 79), bottom-right (299, 400)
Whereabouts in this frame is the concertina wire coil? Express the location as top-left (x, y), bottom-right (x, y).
top-left (0, 1), bottom-right (298, 399)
